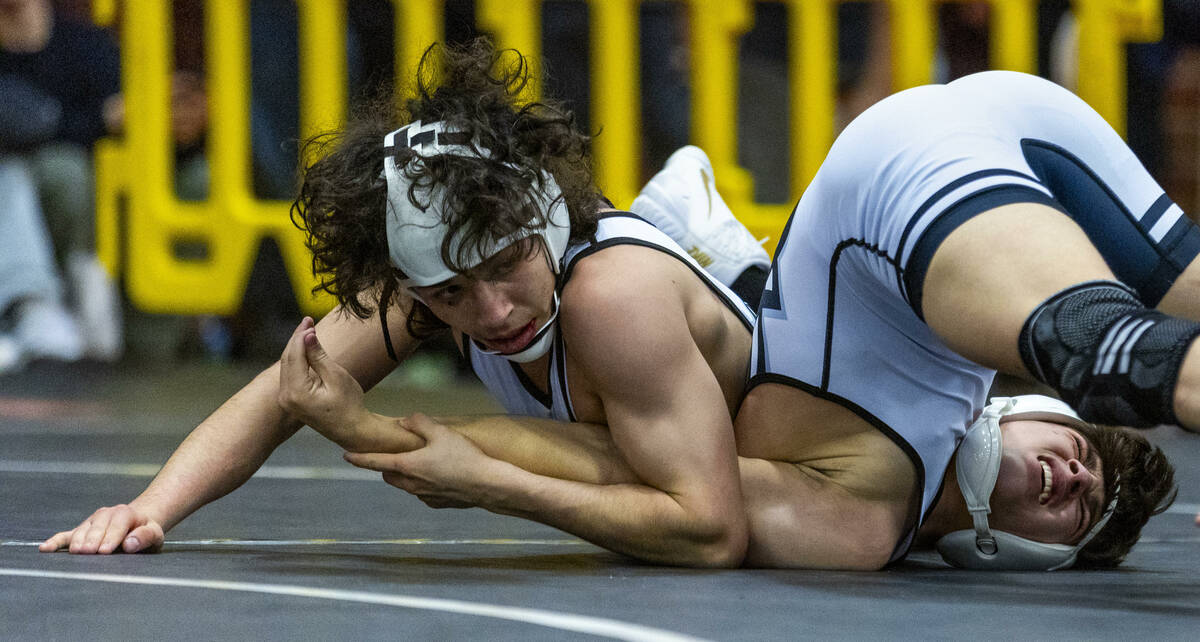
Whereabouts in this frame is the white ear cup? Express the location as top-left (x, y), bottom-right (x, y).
top-left (936, 395), bottom-right (1117, 571)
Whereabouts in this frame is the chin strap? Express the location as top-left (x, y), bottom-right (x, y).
top-left (473, 291), bottom-right (560, 363)
top-left (957, 398), bottom-right (1011, 557)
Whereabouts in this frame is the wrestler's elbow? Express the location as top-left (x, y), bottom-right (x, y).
top-left (679, 509), bottom-right (749, 568)
top-left (696, 533), bottom-right (749, 568)
top-left (839, 533), bottom-right (896, 571)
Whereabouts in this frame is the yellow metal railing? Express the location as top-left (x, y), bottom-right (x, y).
top-left (92, 0), bottom-right (1162, 316)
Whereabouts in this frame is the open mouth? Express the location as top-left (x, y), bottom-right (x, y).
top-left (1038, 459), bottom-right (1052, 504)
top-left (487, 319), bottom-right (537, 355)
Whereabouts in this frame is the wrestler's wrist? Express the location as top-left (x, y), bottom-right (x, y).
top-left (473, 459), bottom-right (540, 515)
top-left (352, 411), bottom-right (425, 452)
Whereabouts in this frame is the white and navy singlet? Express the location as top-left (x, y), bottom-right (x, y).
top-left (466, 211), bottom-right (756, 421)
top-left (752, 70), bottom-right (1200, 560)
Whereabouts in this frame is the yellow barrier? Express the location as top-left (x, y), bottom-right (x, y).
top-left (93, 0), bottom-right (338, 316)
top-left (93, 0), bottom-right (1162, 316)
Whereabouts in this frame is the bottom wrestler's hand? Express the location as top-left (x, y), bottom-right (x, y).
top-left (278, 317), bottom-right (369, 447)
top-left (343, 414), bottom-right (502, 509)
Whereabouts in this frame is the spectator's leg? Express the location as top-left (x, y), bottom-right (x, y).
top-left (0, 156), bottom-right (83, 362)
top-left (29, 142), bottom-right (93, 263)
top-left (29, 143), bottom-right (122, 360)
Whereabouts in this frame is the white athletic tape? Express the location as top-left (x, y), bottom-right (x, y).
top-left (0, 568), bottom-right (707, 642)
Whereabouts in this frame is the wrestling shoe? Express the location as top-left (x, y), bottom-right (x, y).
top-left (630, 145), bottom-right (769, 286)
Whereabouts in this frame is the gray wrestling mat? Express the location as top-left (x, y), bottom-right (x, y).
top-left (3, 360), bottom-right (1198, 640)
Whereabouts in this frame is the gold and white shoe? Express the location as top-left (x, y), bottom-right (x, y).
top-left (631, 145), bottom-right (769, 286)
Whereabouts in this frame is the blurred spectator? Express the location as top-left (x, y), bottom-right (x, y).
top-left (835, 2), bottom-right (893, 130)
top-left (0, 157), bottom-right (84, 371)
top-left (1041, 0), bottom-right (1199, 211)
top-left (1127, 0), bottom-right (1200, 208)
top-left (937, 2), bottom-right (990, 81)
top-left (737, 2), bottom-right (895, 203)
top-left (0, 0), bottom-right (121, 370)
top-left (1159, 3), bottom-right (1200, 215)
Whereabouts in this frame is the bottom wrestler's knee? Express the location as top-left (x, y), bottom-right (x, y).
top-left (1018, 281), bottom-right (1200, 427)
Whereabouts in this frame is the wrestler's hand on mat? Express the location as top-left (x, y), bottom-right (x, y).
top-left (278, 316), bottom-right (369, 447)
top-left (39, 504), bottom-right (164, 554)
top-left (343, 414), bottom-right (498, 509)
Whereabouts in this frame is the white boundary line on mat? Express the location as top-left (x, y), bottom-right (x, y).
top-left (0, 568), bottom-right (707, 642)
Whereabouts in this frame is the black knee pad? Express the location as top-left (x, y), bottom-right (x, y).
top-left (1018, 281), bottom-right (1200, 427)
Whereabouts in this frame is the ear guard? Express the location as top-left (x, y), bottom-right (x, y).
top-left (381, 120), bottom-right (570, 289)
top-left (935, 395), bottom-right (1118, 571)
top-left (381, 120), bottom-right (570, 362)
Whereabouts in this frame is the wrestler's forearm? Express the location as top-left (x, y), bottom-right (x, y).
top-left (316, 411), bottom-right (423, 454)
top-left (334, 412), bottom-right (639, 484)
top-left (471, 458), bottom-right (744, 567)
top-left (433, 414), bottom-right (640, 486)
top-left (132, 364), bottom-right (303, 531)
top-left (414, 416), bottom-right (743, 566)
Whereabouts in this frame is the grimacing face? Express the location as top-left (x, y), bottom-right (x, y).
top-left (987, 418), bottom-right (1107, 545)
top-left (412, 239), bottom-right (557, 356)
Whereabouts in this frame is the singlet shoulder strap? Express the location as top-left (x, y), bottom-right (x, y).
top-left (378, 280), bottom-right (400, 362)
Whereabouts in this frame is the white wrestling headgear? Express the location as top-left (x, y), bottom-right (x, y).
top-left (382, 120), bottom-right (570, 362)
top-left (936, 395), bottom-right (1119, 571)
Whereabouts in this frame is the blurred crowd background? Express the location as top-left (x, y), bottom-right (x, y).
top-left (1, 0), bottom-right (1197, 382)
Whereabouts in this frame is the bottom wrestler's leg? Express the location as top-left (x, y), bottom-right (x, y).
top-left (921, 202), bottom-right (1113, 374)
top-left (1156, 258), bottom-right (1200, 521)
top-left (1159, 257), bottom-right (1200, 429)
top-left (1156, 253), bottom-right (1200, 320)
top-left (922, 202), bottom-right (1200, 431)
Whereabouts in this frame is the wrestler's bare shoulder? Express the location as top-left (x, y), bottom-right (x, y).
top-left (561, 243), bottom-right (751, 416)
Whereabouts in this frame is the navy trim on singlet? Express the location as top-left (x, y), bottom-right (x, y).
top-left (822, 239), bottom-right (903, 390)
top-left (459, 332), bottom-right (474, 371)
top-left (553, 328), bottom-right (577, 422)
top-left (903, 185), bottom-right (1064, 319)
top-left (599, 210), bottom-right (641, 221)
top-left (560, 211), bottom-right (658, 277)
top-left (564, 237), bottom-right (755, 332)
top-left (378, 281), bottom-right (400, 362)
top-left (509, 360), bottom-right (553, 410)
top-left (893, 168), bottom-right (1040, 285)
top-left (755, 206), bottom-right (800, 376)
top-left (1142, 193), bottom-right (1175, 230)
top-left (745, 372), bottom-right (925, 562)
top-left (1021, 138), bottom-right (1200, 306)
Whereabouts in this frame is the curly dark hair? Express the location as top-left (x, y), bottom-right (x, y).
top-left (1072, 422), bottom-right (1176, 568)
top-left (291, 37), bottom-right (602, 340)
